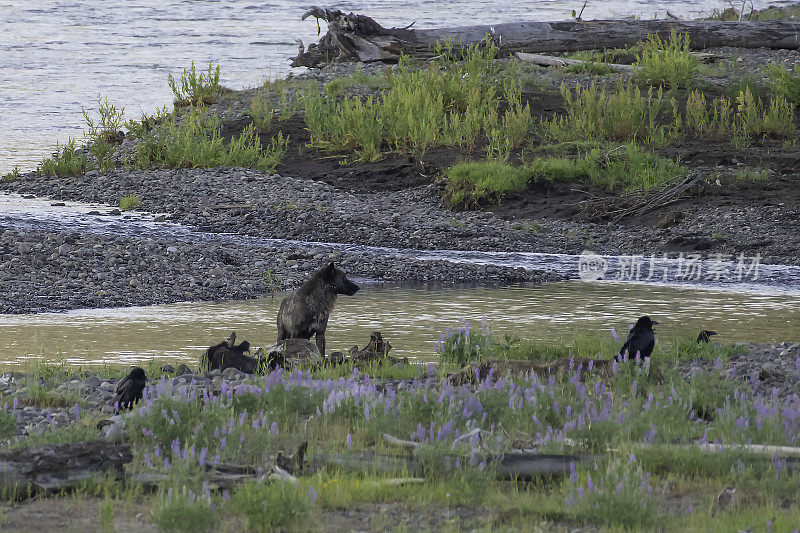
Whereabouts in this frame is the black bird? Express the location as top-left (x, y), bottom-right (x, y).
top-left (616, 316), bottom-right (659, 362)
top-left (697, 330), bottom-right (718, 344)
top-left (115, 367), bottom-right (147, 411)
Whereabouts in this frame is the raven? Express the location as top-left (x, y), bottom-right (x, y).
top-left (616, 316), bottom-right (659, 362)
top-left (697, 330), bottom-right (718, 344)
top-left (115, 367), bottom-right (147, 411)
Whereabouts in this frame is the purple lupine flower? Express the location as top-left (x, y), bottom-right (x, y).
top-left (346, 433), bottom-right (352, 449)
top-left (270, 421), bottom-right (279, 435)
top-left (220, 436), bottom-right (226, 451)
top-left (198, 447), bottom-right (208, 466)
top-left (154, 444), bottom-right (161, 457)
top-left (164, 458), bottom-right (170, 471)
top-left (610, 327), bottom-right (621, 341)
top-left (455, 458), bottom-right (461, 469)
top-left (578, 486), bottom-right (584, 499)
top-left (73, 403), bottom-right (80, 420)
top-left (171, 439), bottom-right (181, 457)
top-left (145, 453), bottom-right (152, 468)
top-left (629, 453), bottom-right (636, 464)
top-left (616, 481), bottom-right (623, 495)
top-left (308, 485), bottom-right (318, 504)
top-left (569, 462), bottom-right (577, 483)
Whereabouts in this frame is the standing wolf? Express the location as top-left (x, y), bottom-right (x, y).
top-left (276, 262), bottom-right (359, 355)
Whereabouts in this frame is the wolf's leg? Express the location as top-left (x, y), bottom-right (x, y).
top-left (315, 331), bottom-right (326, 356)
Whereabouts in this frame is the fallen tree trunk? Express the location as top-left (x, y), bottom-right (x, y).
top-left (293, 8), bottom-right (800, 67)
top-left (310, 450), bottom-right (587, 480)
top-left (515, 52), bottom-right (633, 72)
top-left (0, 440), bottom-right (132, 497)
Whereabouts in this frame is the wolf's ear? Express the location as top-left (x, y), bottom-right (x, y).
top-left (322, 262), bottom-right (336, 279)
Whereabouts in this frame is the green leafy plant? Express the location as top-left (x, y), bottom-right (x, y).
top-left (82, 94), bottom-right (125, 172)
top-left (633, 31), bottom-right (699, 88)
top-left (1, 166), bottom-right (20, 183)
top-left (435, 319), bottom-right (492, 366)
top-left (247, 95), bottom-right (273, 132)
top-left (39, 139), bottom-right (92, 177)
top-left (119, 195), bottom-right (141, 211)
top-left (168, 61), bottom-right (221, 107)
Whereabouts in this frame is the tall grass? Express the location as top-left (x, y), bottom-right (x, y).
top-left (39, 139), bottom-right (92, 177)
top-left (543, 81), bottom-right (675, 145)
top-left (303, 37), bottom-right (533, 161)
top-left (765, 63), bottom-right (800, 104)
top-left (445, 143), bottom-right (685, 209)
top-left (633, 31), bottom-right (699, 89)
top-left (82, 94), bottom-right (125, 172)
top-left (168, 61), bottom-right (221, 107)
top-left (130, 107), bottom-right (288, 171)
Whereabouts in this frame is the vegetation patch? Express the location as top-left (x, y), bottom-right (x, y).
top-left (168, 61), bottom-right (222, 107)
top-left (633, 31), bottom-right (699, 89)
top-left (39, 139), bottom-right (92, 177)
top-left (119, 195), bottom-right (141, 211)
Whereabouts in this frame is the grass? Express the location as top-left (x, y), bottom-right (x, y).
top-left (444, 143), bottom-right (685, 209)
top-left (765, 63), bottom-right (800, 104)
top-left (303, 38), bottom-right (533, 161)
top-left (119, 195), bottom-right (141, 211)
top-left (129, 107), bottom-right (288, 172)
top-left (1, 166), bottom-right (20, 183)
top-left (633, 31), bottom-right (699, 89)
top-left (246, 95), bottom-right (273, 132)
top-left (168, 62), bottom-right (221, 107)
top-left (82, 94), bottom-right (125, 172)
top-left (1, 327), bottom-right (799, 530)
top-left (444, 160), bottom-right (531, 209)
top-left (39, 139), bottom-right (92, 177)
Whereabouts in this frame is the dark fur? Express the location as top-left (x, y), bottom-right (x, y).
top-left (276, 262), bottom-right (359, 355)
top-left (616, 316), bottom-right (658, 362)
top-left (697, 330), bottom-right (718, 343)
top-left (221, 349), bottom-right (264, 374)
top-left (203, 332), bottom-right (250, 371)
top-left (115, 367), bottom-right (146, 411)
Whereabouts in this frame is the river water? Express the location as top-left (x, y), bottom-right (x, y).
top-left (1, 193), bottom-right (799, 368)
top-left (1, 0), bottom-right (795, 174)
top-left (0, 281), bottom-right (797, 367)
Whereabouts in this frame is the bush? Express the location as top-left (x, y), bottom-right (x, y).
top-left (119, 195), bottom-right (141, 211)
top-left (544, 81), bottom-right (673, 145)
top-left (227, 481), bottom-right (310, 531)
top-left (444, 161), bottom-right (530, 209)
top-left (131, 107), bottom-right (288, 171)
top-left (247, 95), bottom-right (273, 132)
top-left (168, 61), bottom-right (221, 107)
top-left (633, 31), bottom-right (698, 89)
top-left (435, 319), bottom-right (492, 366)
top-left (151, 487), bottom-right (220, 532)
top-left (39, 139), bottom-right (92, 177)
top-left (765, 63), bottom-right (800, 103)
top-left (82, 94), bottom-right (125, 172)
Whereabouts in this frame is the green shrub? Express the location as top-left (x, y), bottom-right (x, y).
top-left (444, 161), bottom-right (530, 209)
top-left (131, 107), bottom-right (288, 171)
top-left (2, 166), bottom-right (20, 183)
top-left (529, 143), bottom-right (686, 190)
top-left (247, 95), bottom-right (273, 132)
top-left (0, 410), bottom-right (17, 438)
top-left (544, 81), bottom-right (674, 145)
top-left (633, 31), bottom-right (699, 89)
top-left (168, 61), bottom-right (221, 107)
top-left (303, 37), bottom-right (532, 161)
top-left (227, 481), bottom-right (310, 531)
top-left (39, 139), bottom-right (92, 177)
top-left (435, 320), bottom-right (492, 366)
top-left (119, 195), bottom-right (141, 211)
top-left (82, 94), bottom-right (125, 172)
top-left (151, 487), bottom-right (220, 532)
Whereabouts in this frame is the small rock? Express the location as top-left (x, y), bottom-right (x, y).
top-left (129, 278), bottom-right (141, 288)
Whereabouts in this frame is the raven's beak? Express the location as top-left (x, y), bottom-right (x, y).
top-left (652, 321), bottom-right (660, 325)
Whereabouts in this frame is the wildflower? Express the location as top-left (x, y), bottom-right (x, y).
top-left (164, 458), bottom-right (170, 471)
top-left (222, 489), bottom-right (230, 502)
top-left (220, 436), bottom-right (226, 451)
top-left (73, 403), bottom-right (80, 421)
top-left (346, 433), bottom-right (352, 448)
top-left (144, 453), bottom-right (152, 468)
top-left (198, 447), bottom-right (208, 466)
top-left (610, 327), bottom-right (620, 341)
top-left (308, 486), bottom-right (318, 504)
top-left (270, 421), bottom-right (279, 435)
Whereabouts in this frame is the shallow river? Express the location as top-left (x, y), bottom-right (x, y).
top-left (0, 281), bottom-right (797, 368)
top-left (2, 0), bottom-right (796, 174)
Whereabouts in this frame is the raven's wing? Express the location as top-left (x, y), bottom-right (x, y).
top-left (618, 330), bottom-right (634, 357)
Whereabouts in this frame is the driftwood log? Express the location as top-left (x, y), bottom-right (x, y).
top-left (310, 450), bottom-right (587, 480)
top-left (347, 331), bottom-right (407, 369)
top-left (293, 8), bottom-right (800, 67)
top-left (0, 440), bottom-right (132, 497)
